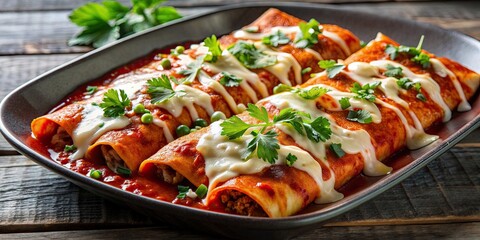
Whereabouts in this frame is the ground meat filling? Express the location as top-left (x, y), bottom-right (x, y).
top-left (101, 145), bottom-right (128, 173)
top-left (220, 190), bottom-right (267, 217)
top-left (155, 164), bottom-right (185, 184)
top-left (50, 127), bottom-right (72, 151)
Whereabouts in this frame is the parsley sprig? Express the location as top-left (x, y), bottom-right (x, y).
top-left (220, 104), bottom-right (332, 163)
top-left (99, 89), bottom-right (131, 117)
top-left (273, 84), bottom-right (329, 100)
top-left (219, 72), bottom-right (242, 87)
top-left (178, 56), bottom-right (204, 84)
top-left (347, 109), bottom-right (373, 124)
top-left (68, 0), bottom-right (182, 48)
top-left (351, 82), bottom-right (381, 102)
top-left (319, 60), bottom-right (345, 78)
top-left (203, 35), bottom-right (222, 63)
top-left (294, 19), bottom-right (322, 48)
top-left (147, 75), bottom-right (185, 103)
top-left (385, 35), bottom-right (431, 68)
top-left (228, 41), bottom-right (277, 69)
top-left (262, 31), bottom-right (290, 47)
top-left (396, 77), bottom-right (427, 102)
top-left (384, 64), bottom-right (403, 78)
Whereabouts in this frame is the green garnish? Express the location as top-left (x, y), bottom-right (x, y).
top-left (301, 67), bottom-right (312, 74)
top-left (384, 64), bottom-right (403, 78)
top-left (385, 35), bottom-right (430, 68)
top-left (117, 166), bottom-right (131, 176)
top-left (68, 0), bottom-right (181, 48)
top-left (64, 145), bottom-right (77, 152)
top-left (294, 19), bottom-right (322, 48)
top-left (347, 109), bottom-right (373, 124)
top-left (396, 77), bottom-right (427, 101)
top-left (203, 35), bottom-right (222, 63)
top-left (351, 82), bottom-right (381, 102)
top-left (147, 75), bottom-right (185, 104)
top-left (243, 26), bottom-right (259, 33)
top-left (330, 143), bottom-right (346, 158)
top-left (360, 40), bottom-right (367, 48)
top-left (318, 60), bottom-right (345, 78)
top-left (176, 125), bottom-right (191, 137)
top-left (98, 122), bottom-right (105, 128)
top-left (176, 185), bottom-right (189, 199)
top-left (141, 113), bottom-right (153, 124)
top-left (89, 169), bottom-right (102, 179)
top-left (178, 56), bottom-right (204, 84)
top-left (339, 97), bottom-right (351, 110)
top-left (99, 89), bottom-right (130, 117)
top-left (286, 153), bottom-right (298, 166)
top-left (272, 84), bottom-right (328, 100)
top-left (228, 41), bottom-right (277, 69)
top-left (195, 184), bottom-right (208, 199)
top-left (193, 118), bottom-right (208, 128)
top-left (273, 83), bottom-right (293, 94)
top-left (220, 104), bottom-right (331, 163)
top-left (262, 31), bottom-right (290, 47)
top-left (219, 72), bottom-right (242, 87)
top-left (85, 86), bottom-right (98, 95)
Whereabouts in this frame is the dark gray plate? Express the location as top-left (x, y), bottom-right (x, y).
top-left (1, 2), bottom-right (479, 239)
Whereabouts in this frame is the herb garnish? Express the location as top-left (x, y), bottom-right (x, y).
top-left (384, 64), bottom-right (403, 78)
top-left (286, 153), bottom-right (298, 166)
top-left (203, 35), bottom-right (222, 63)
top-left (301, 67), bottom-right (312, 74)
top-left (318, 60), bottom-right (345, 78)
top-left (99, 89), bottom-right (131, 117)
top-left (346, 109), bottom-right (373, 124)
top-left (385, 35), bottom-right (430, 68)
top-left (351, 82), bottom-right (380, 102)
top-left (147, 75), bottom-right (185, 104)
top-left (339, 97), bottom-right (351, 110)
top-left (219, 72), bottom-right (242, 87)
top-left (176, 185), bottom-right (189, 199)
top-left (396, 77), bottom-right (427, 102)
top-left (228, 41), bottom-right (277, 69)
top-left (68, 0), bottom-right (181, 48)
top-left (262, 31), bottom-right (290, 47)
top-left (85, 86), bottom-right (98, 95)
top-left (272, 84), bottom-right (329, 100)
top-left (64, 145), bottom-right (77, 152)
top-left (330, 143), bottom-right (346, 158)
top-left (294, 19), bottom-right (322, 48)
top-left (178, 56), bottom-right (204, 84)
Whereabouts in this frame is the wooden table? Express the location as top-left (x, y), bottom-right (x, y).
top-left (1, 1), bottom-right (479, 239)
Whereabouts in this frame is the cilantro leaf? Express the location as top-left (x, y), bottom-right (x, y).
top-left (204, 35), bottom-right (222, 63)
top-left (147, 75), bottom-right (184, 103)
top-left (178, 56), bottom-right (204, 84)
top-left (416, 93), bottom-right (427, 102)
top-left (219, 72), bottom-right (242, 87)
top-left (351, 82), bottom-right (380, 102)
top-left (384, 64), bottom-right (403, 78)
top-left (286, 153), bottom-right (298, 166)
top-left (273, 83), bottom-right (294, 94)
top-left (176, 185), bottom-right (189, 199)
top-left (243, 130), bottom-right (280, 163)
top-left (262, 31), bottom-right (290, 47)
top-left (296, 86), bottom-right (329, 100)
top-left (85, 86), bottom-right (98, 95)
top-left (246, 104), bottom-right (270, 123)
top-left (294, 19), bottom-right (322, 48)
top-left (64, 145), bottom-right (77, 152)
top-left (274, 108), bottom-right (305, 135)
top-left (319, 60), bottom-right (345, 78)
top-left (99, 89), bottom-right (130, 117)
top-left (385, 44), bottom-right (399, 60)
top-left (347, 110), bottom-right (373, 124)
top-left (304, 116), bottom-right (332, 143)
top-left (228, 41), bottom-right (277, 69)
top-left (301, 67), bottom-right (312, 74)
top-left (339, 97), bottom-right (351, 110)
top-left (412, 53), bottom-right (431, 68)
top-left (384, 35), bottom-right (430, 68)
top-left (220, 116), bottom-right (252, 140)
top-left (330, 143), bottom-right (346, 158)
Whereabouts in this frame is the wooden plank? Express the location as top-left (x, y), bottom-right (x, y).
top-left (2, 222), bottom-right (480, 239)
top-left (1, 146), bottom-right (479, 232)
top-left (0, 2), bottom-right (478, 55)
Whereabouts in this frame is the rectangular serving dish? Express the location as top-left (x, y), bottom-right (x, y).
top-left (1, 2), bottom-right (479, 239)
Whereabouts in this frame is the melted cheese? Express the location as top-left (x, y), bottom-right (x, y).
top-left (255, 42), bottom-right (302, 85)
top-left (153, 119), bottom-right (174, 143)
top-left (70, 104), bottom-right (130, 160)
top-left (322, 30), bottom-right (351, 56)
top-left (197, 71), bottom-right (240, 114)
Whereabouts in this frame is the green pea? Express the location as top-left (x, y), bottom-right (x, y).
top-left (175, 45), bottom-right (185, 54)
top-left (193, 118), bottom-right (208, 128)
top-left (160, 58), bottom-right (171, 70)
top-left (133, 104), bottom-right (146, 114)
top-left (210, 111), bottom-right (226, 122)
top-left (141, 113), bottom-right (153, 124)
top-left (176, 125), bottom-right (190, 137)
top-left (89, 169), bottom-right (102, 179)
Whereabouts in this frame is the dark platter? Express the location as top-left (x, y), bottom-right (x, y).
top-left (1, 2), bottom-right (479, 239)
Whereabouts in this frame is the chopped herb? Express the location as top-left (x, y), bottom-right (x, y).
top-left (99, 89), bottom-right (130, 117)
top-left (286, 153), bottom-right (298, 166)
top-left (147, 75), bottom-right (185, 104)
top-left (301, 67), bottom-right (312, 74)
top-left (117, 166), bottom-right (131, 176)
top-left (64, 145), bottom-right (77, 152)
top-left (89, 169), bottom-right (102, 179)
top-left (243, 26), bottom-right (259, 33)
top-left (396, 77), bottom-right (427, 101)
top-left (360, 40), bottom-right (367, 48)
top-left (273, 83), bottom-right (293, 94)
top-left (384, 35), bottom-right (430, 68)
top-left (330, 143), bottom-right (345, 158)
top-left (339, 97), bottom-right (351, 110)
top-left (195, 184), bottom-right (208, 199)
top-left (85, 86), bottom-right (98, 95)
top-left (219, 72), bottom-right (242, 87)
top-left (296, 86), bottom-right (329, 100)
top-left (262, 30), bottom-right (290, 47)
top-left (228, 41), bottom-right (277, 69)
top-left (416, 93), bottom-right (427, 102)
top-left (318, 60), bottom-right (345, 78)
top-left (176, 185), bottom-right (189, 199)
top-left (412, 53), bottom-right (431, 68)
top-left (178, 56), bottom-right (204, 84)
top-left (384, 64), bottom-right (403, 78)
top-left (203, 35), bottom-right (222, 63)
top-left (294, 19), bottom-right (322, 48)
top-left (347, 109), bottom-right (373, 124)
top-left (351, 82), bottom-right (380, 102)
top-left (98, 122), bottom-right (105, 128)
